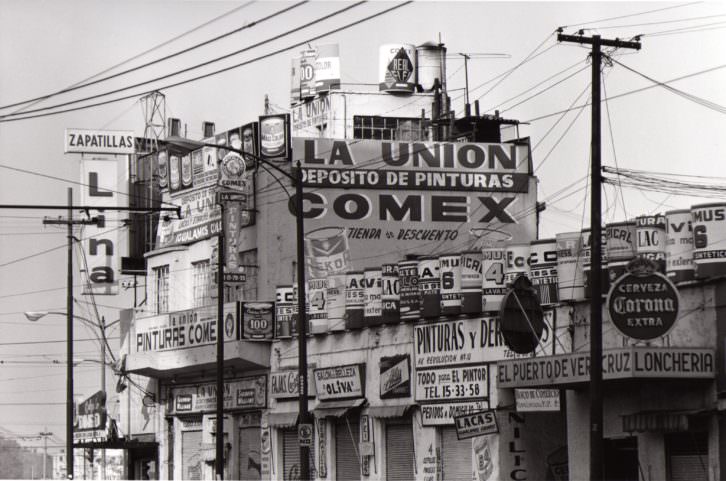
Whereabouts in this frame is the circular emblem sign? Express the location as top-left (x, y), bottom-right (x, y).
top-left (607, 260), bottom-right (680, 340)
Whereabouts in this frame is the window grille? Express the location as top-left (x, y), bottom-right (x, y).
top-left (192, 260), bottom-right (211, 307)
top-left (353, 116), bottom-right (428, 141)
top-left (153, 265), bottom-right (170, 313)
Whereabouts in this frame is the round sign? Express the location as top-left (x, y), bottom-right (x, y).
top-left (606, 259), bottom-right (680, 340)
top-left (499, 275), bottom-right (545, 354)
top-left (298, 423), bottom-right (314, 447)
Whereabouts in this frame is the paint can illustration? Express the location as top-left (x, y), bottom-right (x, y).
top-left (556, 232), bottom-right (585, 301)
top-left (635, 214), bottom-right (667, 273)
top-left (529, 239), bottom-right (558, 305)
top-left (418, 256), bottom-right (441, 318)
top-left (690, 203), bottom-right (726, 278)
top-left (304, 226), bottom-right (351, 279)
top-left (344, 271), bottom-right (365, 330)
top-left (381, 264), bottom-right (400, 324)
top-left (439, 254), bottom-right (462, 316)
top-left (307, 277), bottom-right (328, 334)
top-left (364, 268), bottom-right (383, 326)
top-left (504, 242), bottom-right (530, 285)
top-left (665, 209), bottom-right (694, 283)
top-left (460, 250), bottom-right (484, 315)
top-left (274, 285), bottom-right (294, 338)
top-left (397, 260), bottom-right (420, 321)
top-left (327, 274), bottom-right (346, 332)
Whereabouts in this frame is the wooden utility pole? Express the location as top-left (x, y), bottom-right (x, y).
top-left (556, 33), bottom-right (640, 481)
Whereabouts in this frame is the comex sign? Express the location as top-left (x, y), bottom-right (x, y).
top-left (607, 258), bottom-right (680, 340)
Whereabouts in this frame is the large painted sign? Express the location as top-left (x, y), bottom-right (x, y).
top-left (135, 304), bottom-right (237, 353)
top-left (156, 186), bottom-right (221, 248)
top-left (80, 158), bottom-right (121, 295)
top-left (293, 138), bottom-right (537, 276)
top-left (497, 347), bottom-right (715, 388)
top-left (65, 129), bottom-right (134, 154)
top-left (170, 376), bottom-right (267, 413)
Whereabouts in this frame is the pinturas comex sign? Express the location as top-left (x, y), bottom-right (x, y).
top-left (65, 129), bottom-right (135, 154)
top-left (607, 258), bottom-right (680, 340)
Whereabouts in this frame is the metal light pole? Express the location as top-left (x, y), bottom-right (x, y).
top-left (25, 311), bottom-right (119, 481)
top-left (165, 134), bottom-right (308, 480)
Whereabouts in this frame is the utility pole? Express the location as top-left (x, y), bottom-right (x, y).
top-left (556, 33), bottom-right (640, 481)
top-left (39, 430), bottom-right (53, 479)
top-left (100, 316), bottom-right (106, 481)
top-left (43, 188), bottom-right (101, 480)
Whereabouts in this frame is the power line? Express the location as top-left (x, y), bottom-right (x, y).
top-left (0, 1), bottom-right (305, 111)
top-left (524, 63), bottom-right (726, 123)
top-left (0, 1), bottom-right (257, 113)
top-left (0, 1), bottom-right (412, 123)
top-left (0, 337), bottom-right (119, 347)
top-left (608, 57), bottom-right (726, 114)
top-left (559, 1), bottom-right (703, 29)
top-left (0, 1), bottom-right (368, 119)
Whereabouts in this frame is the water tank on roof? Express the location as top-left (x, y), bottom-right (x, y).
top-left (378, 43), bottom-right (417, 93)
top-left (417, 42), bottom-right (446, 92)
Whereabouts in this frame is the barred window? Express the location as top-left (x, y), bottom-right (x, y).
top-left (153, 265), bottom-right (170, 314)
top-left (353, 116), bottom-right (428, 141)
top-left (192, 260), bottom-right (212, 308)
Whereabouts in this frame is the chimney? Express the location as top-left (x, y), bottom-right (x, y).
top-left (167, 118), bottom-right (181, 137)
top-left (202, 121), bottom-right (215, 138)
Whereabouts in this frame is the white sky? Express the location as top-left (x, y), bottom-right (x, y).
top-left (0, 0), bottom-right (724, 450)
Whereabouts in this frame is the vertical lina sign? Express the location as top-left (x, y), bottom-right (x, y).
top-left (81, 159), bottom-right (120, 295)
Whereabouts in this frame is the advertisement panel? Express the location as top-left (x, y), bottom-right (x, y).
top-left (74, 390), bottom-right (107, 442)
top-left (379, 355), bottom-right (411, 399)
top-left (80, 158), bottom-right (120, 295)
top-left (240, 301), bottom-right (274, 340)
top-left (313, 364), bottom-right (365, 401)
top-left (270, 369), bottom-right (316, 399)
top-left (135, 303), bottom-right (237, 353)
top-left (292, 95), bottom-right (331, 136)
top-left (169, 375), bottom-right (268, 413)
top-left (454, 410), bottom-right (498, 440)
top-left (65, 128), bottom-right (134, 154)
top-left (514, 389), bottom-right (561, 412)
top-left (294, 138), bottom-right (536, 276)
top-left (497, 347), bottom-right (715, 388)
top-left (313, 44), bottom-right (341, 92)
top-left (415, 365), bottom-right (488, 403)
top-left (156, 186), bottom-right (221, 248)
top-left (420, 400), bottom-right (490, 426)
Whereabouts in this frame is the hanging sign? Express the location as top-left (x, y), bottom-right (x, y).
top-left (606, 258), bottom-right (680, 340)
top-left (454, 409), bottom-right (498, 440)
top-left (65, 129), bottom-right (134, 154)
top-left (313, 364), bottom-right (365, 401)
top-left (170, 375), bottom-right (268, 413)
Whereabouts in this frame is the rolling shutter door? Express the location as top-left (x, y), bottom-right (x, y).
top-left (386, 422), bottom-right (414, 481)
top-left (441, 426), bottom-right (472, 481)
top-left (335, 418), bottom-right (360, 480)
top-left (667, 432), bottom-right (707, 481)
top-left (181, 430), bottom-right (203, 480)
top-left (282, 428), bottom-right (314, 481)
top-left (239, 427), bottom-right (261, 481)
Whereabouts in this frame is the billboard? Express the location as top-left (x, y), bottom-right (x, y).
top-left (65, 129), bottom-right (134, 155)
top-left (80, 158), bottom-right (121, 295)
top-left (292, 137), bottom-right (536, 276)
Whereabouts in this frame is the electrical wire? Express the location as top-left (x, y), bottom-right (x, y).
top-left (608, 57), bottom-right (726, 114)
top-left (601, 71), bottom-right (628, 221)
top-left (559, 1), bottom-right (703, 29)
top-left (0, 1), bottom-right (373, 120)
top-left (0, 1), bottom-right (301, 112)
top-left (524, 62), bottom-right (726, 123)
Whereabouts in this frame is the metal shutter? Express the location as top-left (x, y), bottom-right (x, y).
top-left (282, 429), bottom-right (299, 481)
top-left (386, 422), bottom-right (415, 481)
top-left (441, 426), bottom-right (472, 481)
top-left (282, 428), bottom-right (314, 481)
top-left (181, 430), bottom-right (203, 480)
top-left (670, 455), bottom-right (707, 481)
top-left (239, 427), bottom-right (261, 481)
top-left (335, 418), bottom-right (360, 480)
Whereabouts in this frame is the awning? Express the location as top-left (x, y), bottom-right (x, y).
top-left (313, 398), bottom-right (366, 418)
top-left (366, 404), bottom-right (412, 418)
top-left (268, 411), bottom-right (299, 427)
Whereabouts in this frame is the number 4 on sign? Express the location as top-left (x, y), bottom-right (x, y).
top-left (310, 290), bottom-right (326, 310)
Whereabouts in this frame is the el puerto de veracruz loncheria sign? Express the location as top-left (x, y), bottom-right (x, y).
top-left (291, 138), bottom-right (537, 274)
top-left (607, 258), bottom-right (680, 341)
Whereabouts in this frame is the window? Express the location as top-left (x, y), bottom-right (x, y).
top-left (153, 265), bottom-right (170, 313)
top-left (192, 260), bottom-right (211, 307)
top-left (237, 249), bottom-right (258, 301)
top-left (353, 116), bottom-right (428, 141)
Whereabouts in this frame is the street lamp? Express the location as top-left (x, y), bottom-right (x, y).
top-left (165, 135), bottom-right (311, 481)
top-left (25, 310), bottom-right (120, 480)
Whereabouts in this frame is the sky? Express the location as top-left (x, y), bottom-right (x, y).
top-left (0, 0), bottom-right (724, 452)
